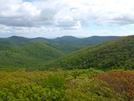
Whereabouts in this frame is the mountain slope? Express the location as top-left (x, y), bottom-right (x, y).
top-left (0, 42), bottom-right (64, 68)
top-left (44, 35), bottom-right (134, 70)
top-left (20, 41), bottom-right (64, 61)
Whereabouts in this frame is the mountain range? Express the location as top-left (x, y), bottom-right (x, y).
top-left (2, 35), bottom-right (134, 70)
top-left (0, 35), bottom-right (119, 46)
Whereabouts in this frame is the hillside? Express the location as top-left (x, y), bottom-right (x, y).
top-left (0, 42), bottom-right (64, 68)
top-left (44, 35), bottom-right (134, 70)
top-left (20, 41), bottom-right (64, 60)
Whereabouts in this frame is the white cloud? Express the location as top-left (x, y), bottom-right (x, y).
top-left (0, 0), bottom-right (134, 37)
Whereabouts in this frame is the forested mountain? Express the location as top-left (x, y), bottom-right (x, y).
top-left (44, 35), bottom-right (134, 70)
top-left (0, 36), bottom-right (31, 46)
top-left (0, 42), bottom-right (64, 68)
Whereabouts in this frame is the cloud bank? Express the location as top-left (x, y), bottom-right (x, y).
top-left (0, 0), bottom-right (134, 37)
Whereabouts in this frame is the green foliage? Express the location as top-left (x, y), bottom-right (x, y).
top-left (68, 68), bottom-right (101, 79)
top-left (64, 69), bottom-right (126, 101)
top-left (0, 69), bottom-right (66, 101)
top-left (45, 74), bottom-right (66, 90)
top-left (0, 69), bottom-right (133, 101)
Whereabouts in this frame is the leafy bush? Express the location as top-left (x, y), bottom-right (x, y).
top-left (45, 74), bottom-right (66, 90)
top-left (96, 70), bottom-right (134, 100)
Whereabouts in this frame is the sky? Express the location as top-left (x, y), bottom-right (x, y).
top-left (0, 0), bottom-right (134, 38)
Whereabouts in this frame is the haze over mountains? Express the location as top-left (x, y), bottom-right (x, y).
top-left (0, 35), bottom-right (119, 46)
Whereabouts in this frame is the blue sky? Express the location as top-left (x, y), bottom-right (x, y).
top-left (0, 0), bottom-right (134, 38)
top-left (23, 0), bottom-right (33, 2)
top-left (83, 22), bottom-right (133, 32)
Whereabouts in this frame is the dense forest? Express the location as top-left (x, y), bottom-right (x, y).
top-left (0, 42), bottom-right (64, 69)
top-left (45, 35), bottom-right (134, 70)
top-left (0, 35), bottom-right (134, 100)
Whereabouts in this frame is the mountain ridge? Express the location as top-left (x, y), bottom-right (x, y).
top-left (44, 35), bottom-right (134, 70)
top-left (0, 35), bottom-right (120, 46)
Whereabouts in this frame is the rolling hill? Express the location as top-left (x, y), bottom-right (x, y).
top-left (0, 42), bottom-right (64, 69)
top-left (44, 35), bottom-right (134, 70)
top-left (0, 36), bottom-right (31, 46)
